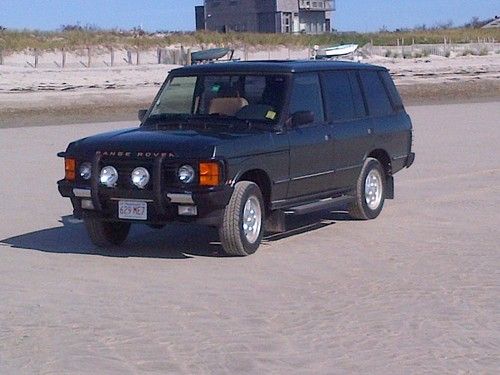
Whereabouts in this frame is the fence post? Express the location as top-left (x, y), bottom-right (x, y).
top-left (34, 49), bottom-right (39, 68)
top-left (110, 47), bottom-right (114, 66)
top-left (0, 49), bottom-right (3, 65)
top-left (136, 49), bottom-right (140, 65)
top-left (127, 50), bottom-right (132, 64)
top-left (157, 48), bottom-right (161, 64)
top-left (61, 48), bottom-right (66, 68)
top-left (186, 48), bottom-right (192, 65)
top-left (87, 46), bottom-right (91, 68)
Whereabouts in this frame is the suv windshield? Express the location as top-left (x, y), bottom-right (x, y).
top-left (146, 74), bottom-right (288, 126)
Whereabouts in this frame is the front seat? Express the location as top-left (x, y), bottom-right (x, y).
top-left (209, 97), bottom-right (249, 116)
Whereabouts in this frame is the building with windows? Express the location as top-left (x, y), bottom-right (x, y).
top-left (195, 0), bottom-right (335, 34)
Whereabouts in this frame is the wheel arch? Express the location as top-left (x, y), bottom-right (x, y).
top-left (234, 168), bottom-right (272, 214)
top-left (366, 148), bottom-right (394, 199)
top-left (367, 148), bottom-right (392, 177)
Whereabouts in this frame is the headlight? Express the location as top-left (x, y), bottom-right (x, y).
top-left (79, 162), bottom-right (92, 180)
top-left (131, 167), bottom-right (150, 189)
top-left (100, 166), bottom-right (118, 187)
top-left (178, 165), bottom-right (195, 184)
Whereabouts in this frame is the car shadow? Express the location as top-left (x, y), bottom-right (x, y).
top-left (264, 209), bottom-right (350, 242)
top-left (0, 216), bottom-right (223, 259)
top-left (0, 210), bottom-right (352, 259)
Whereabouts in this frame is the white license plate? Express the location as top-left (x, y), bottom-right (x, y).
top-left (118, 200), bottom-right (147, 220)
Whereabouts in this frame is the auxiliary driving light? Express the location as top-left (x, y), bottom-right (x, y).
top-left (178, 165), bottom-right (195, 184)
top-left (79, 162), bottom-right (92, 180)
top-left (131, 167), bottom-right (150, 189)
top-left (100, 166), bottom-right (118, 187)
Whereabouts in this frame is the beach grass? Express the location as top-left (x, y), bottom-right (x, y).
top-left (0, 28), bottom-right (498, 52)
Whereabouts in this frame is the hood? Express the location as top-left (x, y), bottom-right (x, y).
top-left (65, 126), bottom-right (268, 160)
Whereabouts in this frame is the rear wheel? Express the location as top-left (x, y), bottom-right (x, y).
top-left (84, 217), bottom-right (131, 247)
top-left (219, 181), bottom-right (264, 256)
top-left (349, 158), bottom-right (386, 220)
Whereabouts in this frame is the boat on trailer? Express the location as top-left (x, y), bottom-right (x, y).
top-left (316, 44), bottom-right (359, 59)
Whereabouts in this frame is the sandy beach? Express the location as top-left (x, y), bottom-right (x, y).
top-left (0, 45), bottom-right (499, 373)
top-left (0, 101), bottom-right (499, 373)
top-left (1, 52), bottom-right (499, 127)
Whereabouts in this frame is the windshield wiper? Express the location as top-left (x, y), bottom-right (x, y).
top-left (145, 113), bottom-right (271, 132)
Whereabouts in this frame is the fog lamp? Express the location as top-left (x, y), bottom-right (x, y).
top-left (100, 166), bottom-right (118, 188)
top-left (131, 167), bottom-right (150, 189)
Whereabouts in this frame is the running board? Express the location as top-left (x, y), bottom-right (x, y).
top-left (284, 196), bottom-right (354, 215)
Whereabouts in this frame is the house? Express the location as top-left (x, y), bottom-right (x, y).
top-left (195, 0), bottom-right (335, 34)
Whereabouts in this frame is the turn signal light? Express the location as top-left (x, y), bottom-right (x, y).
top-left (65, 158), bottom-right (76, 181)
top-left (199, 162), bottom-right (221, 186)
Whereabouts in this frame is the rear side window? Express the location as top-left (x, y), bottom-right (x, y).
top-left (348, 72), bottom-right (367, 118)
top-left (289, 73), bottom-right (325, 122)
top-left (359, 70), bottom-right (394, 117)
top-left (323, 71), bottom-right (355, 122)
top-left (379, 71), bottom-right (404, 111)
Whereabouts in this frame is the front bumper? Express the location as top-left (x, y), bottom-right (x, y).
top-left (58, 180), bottom-right (233, 226)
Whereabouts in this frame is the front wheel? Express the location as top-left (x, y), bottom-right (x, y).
top-left (84, 217), bottom-right (131, 247)
top-left (348, 158), bottom-right (386, 220)
top-left (219, 181), bottom-right (264, 256)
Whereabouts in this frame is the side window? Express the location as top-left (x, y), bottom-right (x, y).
top-left (348, 72), bottom-right (367, 118)
top-left (379, 71), bottom-right (404, 111)
top-left (359, 70), bottom-right (394, 117)
top-left (323, 71), bottom-right (355, 122)
top-left (289, 73), bottom-right (325, 123)
top-left (243, 76), bottom-right (266, 104)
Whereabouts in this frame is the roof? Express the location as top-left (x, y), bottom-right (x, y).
top-left (171, 60), bottom-right (387, 75)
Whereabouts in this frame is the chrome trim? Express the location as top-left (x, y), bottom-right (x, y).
top-left (392, 155), bottom-right (408, 161)
top-left (73, 188), bottom-right (91, 198)
top-left (336, 164), bottom-right (362, 172)
top-left (273, 178), bottom-right (290, 185)
top-left (167, 193), bottom-right (194, 204)
top-left (291, 169), bottom-right (335, 181)
top-left (109, 198), bottom-right (154, 203)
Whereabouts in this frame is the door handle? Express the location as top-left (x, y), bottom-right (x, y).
top-left (367, 128), bottom-right (373, 135)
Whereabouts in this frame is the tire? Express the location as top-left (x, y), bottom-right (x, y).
top-left (219, 181), bottom-right (265, 256)
top-left (84, 217), bottom-right (131, 247)
top-left (348, 158), bottom-right (386, 220)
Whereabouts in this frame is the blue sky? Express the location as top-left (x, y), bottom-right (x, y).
top-left (0, 0), bottom-right (498, 32)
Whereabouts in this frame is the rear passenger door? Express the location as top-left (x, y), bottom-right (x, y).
top-left (322, 70), bottom-right (370, 189)
top-left (287, 73), bottom-right (333, 199)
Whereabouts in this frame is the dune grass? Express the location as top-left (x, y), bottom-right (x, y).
top-left (0, 28), bottom-right (498, 52)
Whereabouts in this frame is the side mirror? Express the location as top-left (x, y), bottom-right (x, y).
top-left (291, 111), bottom-right (314, 127)
top-left (138, 109), bottom-right (147, 122)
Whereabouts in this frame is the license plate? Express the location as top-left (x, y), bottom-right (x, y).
top-left (118, 200), bottom-right (147, 220)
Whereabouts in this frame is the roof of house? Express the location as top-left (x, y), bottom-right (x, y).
top-left (171, 60), bottom-right (386, 75)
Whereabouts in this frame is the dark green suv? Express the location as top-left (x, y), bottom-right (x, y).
top-left (58, 60), bottom-right (415, 256)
